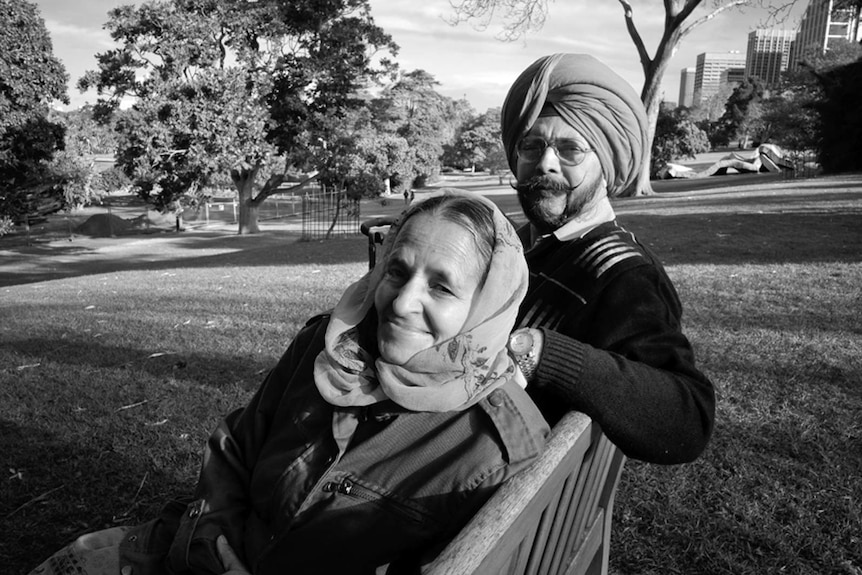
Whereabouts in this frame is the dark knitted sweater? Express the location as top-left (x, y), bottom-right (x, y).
top-left (518, 220), bottom-right (715, 464)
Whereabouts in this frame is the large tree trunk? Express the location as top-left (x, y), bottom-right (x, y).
top-left (618, 0), bottom-right (683, 196)
top-left (633, 56), bottom-right (671, 196)
top-left (617, 0), bottom-right (748, 195)
top-left (231, 167), bottom-right (261, 235)
top-left (240, 200), bottom-right (262, 235)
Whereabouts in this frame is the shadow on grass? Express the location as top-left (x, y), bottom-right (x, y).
top-left (0, 233), bottom-right (369, 288)
top-left (1, 421), bottom-right (191, 575)
top-left (618, 211), bottom-right (862, 266)
top-left (3, 337), bottom-right (275, 390)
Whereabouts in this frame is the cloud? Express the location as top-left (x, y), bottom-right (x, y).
top-left (43, 20), bottom-right (90, 37)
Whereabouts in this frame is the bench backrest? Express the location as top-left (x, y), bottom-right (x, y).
top-left (424, 411), bottom-right (625, 575)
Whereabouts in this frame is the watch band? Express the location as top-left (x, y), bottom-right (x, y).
top-left (515, 349), bottom-right (539, 380)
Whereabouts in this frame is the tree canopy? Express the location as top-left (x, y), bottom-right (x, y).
top-left (651, 104), bottom-right (709, 177)
top-left (712, 77), bottom-right (765, 148)
top-left (83, 0), bottom-right (398, 234)
top-left (758, 40), bottom-right (862, 159)
top-left (809, 44), bottom-right (862, 172)
top-left (443, 107), bottom-right (508, 174)
top-left (0, 0), bottom-right (70, 229)
top-left (368, 69), bottom-right (473, 189)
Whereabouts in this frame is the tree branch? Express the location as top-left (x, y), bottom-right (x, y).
top-left (447, 0), bottom-right (549, 42)
top-left (617, 0), bottom-right (651, 71)
top-left (679, 0), bottom-right (752, 41)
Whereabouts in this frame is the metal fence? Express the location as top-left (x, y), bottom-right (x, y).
top-left (197, 176), bottom-right (360, 240)
top-left (781, 151), bottom-right (822, 180)
top-left (300, 188), bottom-right (360, 241)
top-left (2, 177), bottom-right (362, 247)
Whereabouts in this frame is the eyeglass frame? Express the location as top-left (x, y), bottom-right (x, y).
top-left (516, 137), bottom-right (594, 166)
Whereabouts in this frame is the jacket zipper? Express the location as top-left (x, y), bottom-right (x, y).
top-left (320, 477), bottom-right (428, 524)
top-left (255, 446), bottom-right (342, 570)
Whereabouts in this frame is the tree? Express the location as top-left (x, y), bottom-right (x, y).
top-left (444, 107), bottom-right (508, 174)
top-left (812, 53), bottom-right (862, 172)
top-left (759, 39), bottom-right (862, 154)
top-left (52, 106), bottom-right (119, 156)
top-left (448, 0), bottom-right (794, 195)
top-left (313, 105), bottom-right (411, 199)
top-left (713, 76), bottom-right (765, 147)
top-left (374, 70), bottom-right (469, 190)
top-left (651, 104), bottom-right (709, 177)
top-left (0, 0), bottom-right (69, 231)
top-left (690, 82), bottom-right (735, 124)
top-left (83, 0), bottom-right (397, 234)
top-left (48, 107), bottom-right (125, 209)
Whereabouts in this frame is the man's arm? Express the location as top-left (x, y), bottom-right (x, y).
top-left (531, 265), bottom-right (715, 464)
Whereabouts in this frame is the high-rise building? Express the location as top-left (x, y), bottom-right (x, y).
top-left (678, 67), bottom-right (696, 108)
top-left (746, 29), bottom-right (796, 85)
top-left (790, 0), bottom-right (862, 68)
top-left (720, 67), bottom-right (747, 88)
top-left (693, 51), bottom-right (747, 106)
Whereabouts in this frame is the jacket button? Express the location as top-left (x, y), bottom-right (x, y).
top-left (189, 504), bottom-right (201, 518)
top-left (121, 566), bottom-right (133, 575)
top-left (488, 390), bottom-right (505, 407)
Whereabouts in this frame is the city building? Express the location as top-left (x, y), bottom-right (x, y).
top-left (678, 67), bottom-right (696, 108)
top-left (790, 0), bottom-right (862, 68)
top-left (719, 67), bottom-right (747, 88)
top-left (693, 51), bottom-right (747, 106)
top-left (746, 29), bottom-right (796, 85)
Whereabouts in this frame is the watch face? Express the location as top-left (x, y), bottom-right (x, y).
top-left (509, 331), bottom-right (533, 354)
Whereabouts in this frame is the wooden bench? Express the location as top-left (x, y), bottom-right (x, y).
top-left (425, 412), bottom-right (625, 575)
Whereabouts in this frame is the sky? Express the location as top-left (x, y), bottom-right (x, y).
top-left (33, 0), bottom-right (808, 113)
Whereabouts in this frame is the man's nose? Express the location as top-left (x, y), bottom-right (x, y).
top-left (535, 146), bottom-right (562, 174)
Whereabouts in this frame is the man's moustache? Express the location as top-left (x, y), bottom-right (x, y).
top-left (513, 175), bottom-right (575, 195)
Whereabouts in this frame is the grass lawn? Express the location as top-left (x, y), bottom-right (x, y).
top-left (2, 174), bottom-right (861, 574)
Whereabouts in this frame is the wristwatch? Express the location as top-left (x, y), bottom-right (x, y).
top-left (507, 328), bottom-right (542, 381)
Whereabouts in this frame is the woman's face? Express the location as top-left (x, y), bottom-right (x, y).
top-left (374, 213), bottom-right (485, 365)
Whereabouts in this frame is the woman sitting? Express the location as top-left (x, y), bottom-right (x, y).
top-left (30, 191), bottom-right (549, 575)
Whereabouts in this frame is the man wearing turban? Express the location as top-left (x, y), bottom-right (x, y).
top-left (503, 54), bottom-right (716, 464)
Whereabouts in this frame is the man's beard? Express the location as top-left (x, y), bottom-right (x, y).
top-left (514, 175), bottom-right (599, 234)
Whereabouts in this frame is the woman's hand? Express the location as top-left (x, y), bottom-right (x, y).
top-left (217, 535), bottom-right (251, 575)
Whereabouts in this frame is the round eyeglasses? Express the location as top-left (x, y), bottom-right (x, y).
top-left (516, 138), bottom-right (594, 166)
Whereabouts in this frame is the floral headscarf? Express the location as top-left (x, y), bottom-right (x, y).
top-left (313, 189), bottom-right (528, 412)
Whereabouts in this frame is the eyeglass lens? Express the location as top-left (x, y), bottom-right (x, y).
top-left (518, 139), bottom-right (591, 165)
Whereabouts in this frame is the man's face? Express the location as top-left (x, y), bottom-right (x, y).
top-left (515, 115), bottom-right (605, 234)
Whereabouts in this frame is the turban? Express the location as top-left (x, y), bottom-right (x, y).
top-left (501, 53), bottom-right (649, 196)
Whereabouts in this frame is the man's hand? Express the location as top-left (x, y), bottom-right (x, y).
top-left (217, 535), bottom-right (251, 575)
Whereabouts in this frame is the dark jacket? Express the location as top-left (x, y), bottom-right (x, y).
top-left (519, 220), bottom-right (715, 464)
top-left (118, 315), bottom-right (549, 574)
